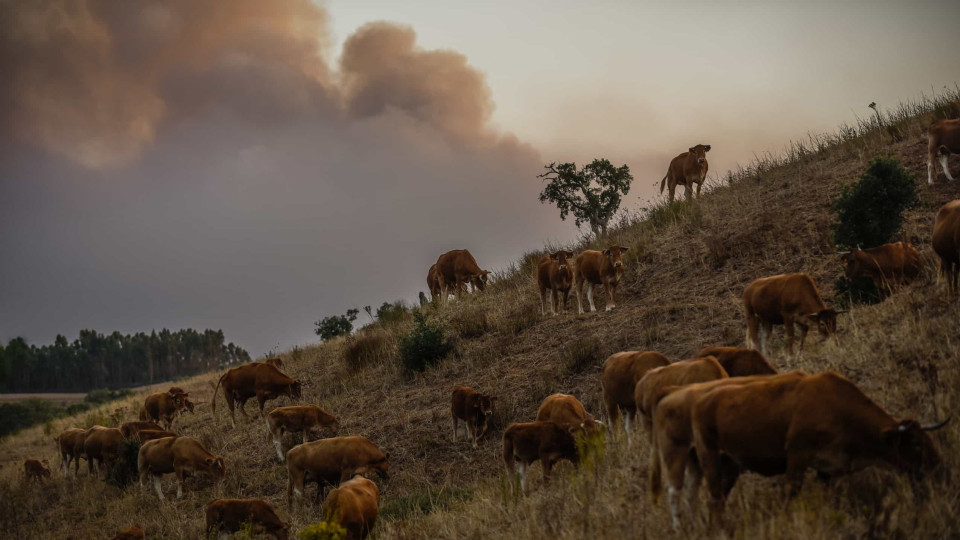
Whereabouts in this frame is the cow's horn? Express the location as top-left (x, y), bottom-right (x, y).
top-left (838, 251), bottom-right (850, 256)
top-left (922, 418), bottom-right (951, 431)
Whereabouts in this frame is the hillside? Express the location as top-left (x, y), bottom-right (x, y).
top-left (2, 93), bottom-right (959, 539)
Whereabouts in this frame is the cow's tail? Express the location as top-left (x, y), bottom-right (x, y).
top-left (649, 418), bottom-right (663, 503)
top-left (211, 372), bottom-right (227, 417)
top-left (660, 175), bottom-right (667, 194)
top-left (502, 432), bottom-right (516, 476)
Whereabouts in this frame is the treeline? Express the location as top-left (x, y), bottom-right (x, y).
top-left (0, 329), bottom-right (251, 393)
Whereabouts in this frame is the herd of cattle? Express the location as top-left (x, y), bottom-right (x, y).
top-left (14, 120), bottom-right (960, 538)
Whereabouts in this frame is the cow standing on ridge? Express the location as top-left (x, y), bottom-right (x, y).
top-left (660, 144), bottom-right (711, 203)
top-left (574, 246), bottom-right (628, 313)
top-left (434, 249), bottom-right (489, 303)
top-left (927, 118), bottom-right (959, 185)
top-left (537, 250), bottom-right (575, 315)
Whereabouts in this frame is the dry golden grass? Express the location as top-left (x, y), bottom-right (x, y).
top-left (1, 92), bottom-right (959, 539)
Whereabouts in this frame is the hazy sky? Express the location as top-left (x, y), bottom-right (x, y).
top-left (2, 0), bottom-right (959, 357)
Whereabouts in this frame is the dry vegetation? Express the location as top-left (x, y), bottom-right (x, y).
top-left (2, 90), bottom-right (960, 539)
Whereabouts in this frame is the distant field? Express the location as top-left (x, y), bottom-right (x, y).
top-left (0, 393), bottom-right (86, 405)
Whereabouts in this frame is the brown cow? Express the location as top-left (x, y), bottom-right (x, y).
top-left (451, 386), bottom-right (497, 448)
top-left (743, 273), bottom-right (844, 356)
top-left (55, 427), bottom-right (89, 477)
top-left (537, 250), bottom-right (575, 315)
top-left (535, 394), bottom-right (600, 433)
top-left (503, 421), bottom-right (579, 493)
top-left (212, 362), bottom-right (304, 428)
top-left (653, 371), bottom-right (807, 529)
top-left (322, 475), bottom-right (380, 540)
top-left (927, 118), bottom-right (960, 185)
top-left (574, 246), bottom-right (628, 313)
top-left (24, 459), bottom-right (51, 482)
top-left (262, 357), bottom-right (285, 370)
top-left (109, 525), bottom-right (145, 540)
top-left (119, 421), bottom-right (163, 441)
top-left (427, 263), bottom-right (442, 301)
top-left (695, 346), bottom-right (777, 377)
top-left (83, 426), bottom-right (126, 477)
top-left (267, 405), bottom-right (341, 461)
top-left (286, 436), bottom-right (390, 506)
top-left (138, 435), bottom-right (225, 500)
top-left (141, 391), bottom-right (186, 431)
top-left (600, 351), bottom-right (670, 440)
top-left (206, 499), bottom-right (289, 540)
top-left (840, 242), bottom-right (922, 296)
top-left (660, 144), bottom-right (711, 203)
top-left (434, 249), bottom-right (489, 302)
top-left (932, 199), bottom-right (960, 294)
top-left (635, 357), bottom-right (729, 435)
top-left (691, 371), bottom-right (947, 523)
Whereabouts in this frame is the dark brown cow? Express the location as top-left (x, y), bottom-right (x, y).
top-left (535, 394), bottom-right (600, 433)
top-left (206, 499), bottom-right (289, 540)
top-left (83, 426), bottom-right (126, 476)
top-left (927, 118), bottom-right (960, 185)
top-left (600, 351), bottom-right (671, 440)
top-left (502, 421), bottom-right (579, 493)
top-left (24, 459), bottom-right (51, 482)
top-left (434, 249), bottom-right (489, 302)
top-left (119, 421), bottom-right (163, 441)
top-left (267, 405), bottom-right (341, 461)
top-left (840, 241), bottom-right (922, 295)
top-left (141, 391), bottom-right (186, 430)
top-left (574, 246), bottom-right (628, 313)
top-left (212, 362), bottom-right (304, 428)
top-left (427, 263), bottom-right (442, 300)
top-left (55, 427), bottom-right (89, 477)
top-left (262, 357), bottom-right (285, 370)
top-left (691, 372), bottom-right (947, 522)
top-left (660, 144), bottom-right (711, 203)
top-left (932, 199), bottom-right (960, 294)
top-left (537, 250), bottom-right (575, 315)
top-left (109, 525), bottom-right (145, 540)
top-left (743, 273), bottom-right (844, 356)
top-left (695, 346), bottom-right (777, 377)
top-left (138, 436), bottom-right (225, 500)
top-left (286, 436), bottom-right (390, 506)
top-left (451, 386), bottom-right (497, 448)
top-left (322, 475), bottom-right (380, 540)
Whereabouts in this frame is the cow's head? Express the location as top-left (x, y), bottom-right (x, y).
top-left (370, 452), bottom-right (390, 479)
top-left (471, 270), bottom-right (490, 292)
top-left (550, 250), bottom-right (575, 271)
top-left (182, 398), bottom-right (195, 414)
top-left (806, 308), bottom-right (845, 338)
top-left (168, 387), bottom-right (188, 397)
top-left (688, 144), bottom-right (711, 166)
top-left (882, 418), bottom-right (948, 475)
top-left (602, 246), bottom-right (629, 269)
top-left (204, 456), bottom-right (226, 480)
top-left (171, 394), bottom-right (185, 408)
top-left (288, 381), bottom-right (304, 400)
top-left (839, 249), bottom-right (869, 280)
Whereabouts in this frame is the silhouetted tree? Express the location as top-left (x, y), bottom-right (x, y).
top-left (538, 159), bottom-right (633, 238)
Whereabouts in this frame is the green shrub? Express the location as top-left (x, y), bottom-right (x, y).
top-left (342, 328), bottom-right (395, 372)
top-left (105, 440), bottom-right (140, 488)
top-left (298, 521), bottom-right (347, 540)
top-left (399, 312), bottom-right (452, 374)
top-left (832, 156), bottom-right (917, 249)
top-left (376, 301), bottom-right (410, 325)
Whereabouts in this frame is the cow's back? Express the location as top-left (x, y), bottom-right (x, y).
top-left (636, 357), bottom-right (729, 419)
top-left (696, 346), bottom-right (777, 376)
top-left (575, 250), bottom-right (604, 283)
top-left (323, 477), bottom-right (379, 539)
top-left (933, 200), bottom-right (960, 265)
top-left (535, 394), bottom-right (590, 429)
top-left (744, 273), bottom-right (824, 321)
top-left (601, 351), bottom-right (671, 409)
top-left (289, 436), bottom-right (384, 481)
top-left (84, 426), bottom-right (124, 458)
top-left (536, 255), bottom-right (555, 288)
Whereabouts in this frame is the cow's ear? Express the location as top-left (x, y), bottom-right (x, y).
top-left (384, 452), bottom-right (390, 460)
top-left (603, 249), bottom-right (611, 256)
top-left (704, 145), bottom-right (711, 152)
top-left (806, 312), bottom-right (820, 322)
top-left (550, 253), bottom-right (558, 260)
top-left (619, 246), bottom-right (629, 253)
top-left (688, 147), bottom-right (696, 153)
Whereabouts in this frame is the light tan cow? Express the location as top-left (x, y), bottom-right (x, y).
top-left (138, 436), bottom-right (225, 500)
top-left (537, 250), bottom-right (575, 315)
top-left (932, 200), bottom-right (960, 294)
top-left (574, 247), bottom-right (628, 313)
top-left (535, 394), bottom-right (600, 433)
top-left (600, 351), bottom-right (670, 440)
top-left (743, 273), bottom-right (845, 356)
top-left (286, 436), bottom-right (390, 506)
top-left (660, 144), bottom-right (711, 203)
top-left (927, 118), bottom-right (960, 185)
top-left (267, 405), bottom-right (341, 461)
top-left (322, 475), bottom-right (380, 540)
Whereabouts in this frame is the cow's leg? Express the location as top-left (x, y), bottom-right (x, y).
top-left (940, 151), bottom-right (954, 181)
top-left (562, 289), bottom-right (570, 313)
top-left (668, 181), bottom-right (676, 203)
top-left (684, 456), bottom-right (703, 514)
top-left (784, 319), bottom-right (796, 357)
top-left (257, 394), bottom-right (269, 417)
top-left (517, 462), bottom-right (527, 493)
top-left (696, 180), bottom-right (703, 199)
top-left (225, 396), bottom-right (237, 428)
top-left (798, 324), bottom-right (809, 354)
top-left (470, 421), bottom-right (479, 449)
top-left (575, 279), bottom-right (585, 315)
top-left (604, 281), bottom-right (616, 311)
top-left (273, 434), bottom-right (285, 461)
top-left (586, 282), bottom-right (597, 312)
top-left (175, 469), bottom-right (186, 499)
top-left (539, 285), bottom-right (547, 315)
top-left (697, 447), bottom-right (727, 529)
top-left (452, 415), bottom-right (459, 442)
top-left (685, 183), bottom-right (693, 202)
top-left (759, 321), bottom-right (772, 356)
top-left (153, 475), bottom-right (165, 501)
top-left (623, 412), bottom-right (633, 446)
top-left (542, 457), bottom-right (554, 482)
top-left (928, 145), bottom-right (937, 185)
top-left (548, 289), bottom-right (556, 316)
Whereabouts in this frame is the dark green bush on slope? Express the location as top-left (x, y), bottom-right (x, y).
top-left (399, 312), bottom-right (452, 373)
top-left (832, 156), bottom-right (917, 249)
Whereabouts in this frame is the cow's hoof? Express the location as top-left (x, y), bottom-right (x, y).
top-left (605, 306), bottom-right (614, 312)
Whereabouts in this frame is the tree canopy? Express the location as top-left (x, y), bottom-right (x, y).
top-left (538, 159), bottom-right (633, 238)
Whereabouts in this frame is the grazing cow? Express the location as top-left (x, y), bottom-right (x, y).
top-left (451, 386), bottom-right (497, 448)
top-left (83, 426), bottom-right (126, 476)
top-left (653, 371), bottom-right (806, 529)
top-left (502, 421), bottom-right (579, 493)
top-left (434, 249), bottom-right (489, 301)
top-left (840, 242), bottom-right (922, 295)
top-left (55, 427), bottom-right (89, 477)
top-left (635, 357), bottom-right (729, 436)
top-left (24, 459), bottom-right (51, 482)
top-left (932, 200), bottom-right (960, 294)
top-left (138, 436), bottom-right (225, 500)
top-left (322, 475), bottom-right (380, 540)
top-left (537, 250), bottom-right (575, 315)
top-left (262, 357), bottom-right (285, 370)
top-left (119, 421), bottom-right (163, 441)
top-left (133, 430), bottom-right (179, 443)
top-left (286, 436), bottom-right (390, 506)
top-left (574, 246), bottom-right (629, 313)
top-left (212, 362), bottom-right (304, 428)
top-left (660, 144), bottom-right (711, 203)
top-left (743, 273), bottom-right (844, 356)
top-left (427, 264), bottom-right (442, 300)
top-left (206, 499), bottom-right (289, 540)
top-left (535, 394), bottom-right (600, 433)
top-left (691, 371), bottom-right (947, 522)
top-left (110, 525), bottom-right (145, 540)
top-left (695, 346), bottom-right (777, 377)
top-left (927, 118), bottom-right (960, 185)
top-left (141, 391), bottom-right (187, 431)
top-left (600, 351), bottom-right (671, 439)
top-left (267, 405), bottom-right (341, 461)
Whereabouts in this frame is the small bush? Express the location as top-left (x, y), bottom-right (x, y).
top-left (298, 521), bottom-right (346, 540)
top-left (399, 312), bottom-right (452, 374)
top-left (342, 328), bottom-right (395, 372)
top-left (834, 277), bottom-right (881, 308)
top-left (450, 306), bottom-right (490, 339)
top-left (376, 301), bottom-right (410, 325)
top-left (105, 440), bottom-right (140, 488)
top-left (832, 156), bottom-right (917, 249)
top-left (564, 336), bottom-right (605, 374)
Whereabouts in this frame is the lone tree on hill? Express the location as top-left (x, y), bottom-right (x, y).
top-left (537, 159), bottom-right (633, 238)
top-left (314, 309), bottom-right (359, 341)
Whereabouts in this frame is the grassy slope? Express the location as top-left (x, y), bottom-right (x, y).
top-left (2, 95), bottom-right (959, 539)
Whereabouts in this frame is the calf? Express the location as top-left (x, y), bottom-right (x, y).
top-left (110, 525), bottom-right (145, 540)
top-left (600, 351), bottom-right (670, 440)
top-left (55, 427), bottom-right (89, 477)
top-left (932, 199), bottom-right (960, 294)
top-left (840, 242), bottom-right (922, 296)
top-left (286, 436), bottom-right (390, 506)
top-left (138, 436), bottom-right (225, 500)
top-left (322, 475), bottom-right (380, 540)
top-left (660, 144), bottom-right (711, 203)
top-left (574, 246), bottom-right (628, 313)
top-left (695, 346), bottom-right (777, 377)
top-left (451, 386), bottom-right (497, 448)
top-left (434, 249), bottom-right (489, 301)
top-left (206, 499), bottom-right (289, 540)
top-left (537, 250), bottom-right (575, 315)
top-left (535, 393), bottom-right (600, 433)
top-left (141, 391), bottom-right (187, 430)
top-left (24, 459), bottom-right (51, 482)
top-left (83, 426), bottom-right (126, 477)
top-left (502, 421), bottom-right (579, 493)
top-left (119, 421), bottom-right (163, 440)
top-left (743, 273), bottom-right (844, 356)
top-left (927, 118), bottom-right (960, 185)
top-left (267, 405), bottom-right (341, 461)
top-left (212, 362), bottom-right (304, 428)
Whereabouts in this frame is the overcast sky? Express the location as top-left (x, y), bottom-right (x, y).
top-left (2, 0), bottom-right (959, 357)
